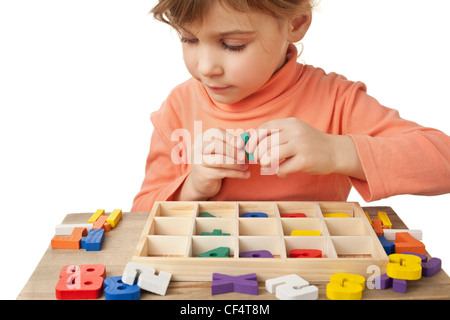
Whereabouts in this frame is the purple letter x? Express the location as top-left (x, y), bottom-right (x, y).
top-left (211, 273), bottom-right (258, 295)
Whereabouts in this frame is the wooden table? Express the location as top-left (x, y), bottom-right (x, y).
top-left (17, 207), bottom-right (450, 300)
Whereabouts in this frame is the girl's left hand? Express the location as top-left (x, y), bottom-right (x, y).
top-left (245, 117), bottom-right (366, 180)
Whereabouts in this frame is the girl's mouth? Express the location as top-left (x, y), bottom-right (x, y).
top-left (206, 85), bottom-right (232, 93)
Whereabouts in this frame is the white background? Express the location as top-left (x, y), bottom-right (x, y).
top-left (1, 0), bottom-right (449, 299)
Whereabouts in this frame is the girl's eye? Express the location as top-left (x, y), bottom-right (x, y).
top-left (180, 36), bottom-right (246, 52)
top-left (222, 42), bottom-right (246, 52)
top-left (180, 37), bottom-right (198, 44)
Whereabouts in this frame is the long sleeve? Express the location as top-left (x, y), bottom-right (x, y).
top-left (343, 84), bottom-right (450, 201)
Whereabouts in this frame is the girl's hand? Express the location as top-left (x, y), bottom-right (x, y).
top-left (245, 117), bottom-right (366, 180)
top-left (174, 128), bottom-right (250, 201)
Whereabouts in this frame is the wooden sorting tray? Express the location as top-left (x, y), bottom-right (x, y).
top-left (132, 201), bottom-right (389, 282)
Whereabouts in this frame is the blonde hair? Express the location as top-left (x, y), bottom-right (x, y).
top-left (151, 0), bottom-right (317, 32)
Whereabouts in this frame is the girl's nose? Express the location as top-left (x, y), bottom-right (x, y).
top-left (197, 49), bottom-right (223, 78)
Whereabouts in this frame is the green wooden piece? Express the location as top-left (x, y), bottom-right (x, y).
top-left (200, 229), bottom-right (230, 236)
top-left (197, 247), bottom-right (230, 258)
top-left (199, 212), bottom-right (216, 217)
top-left (240, 132), bottom-right (254, 161)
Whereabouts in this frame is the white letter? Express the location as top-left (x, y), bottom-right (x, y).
top-left (366, 265), bottom-right (381, 289)
top-left (193, 121), bottom-right (203, 165)
top-left (260, 129), bottom-right (280, 175)
top-left (171, 128), bottom-right (191, 164)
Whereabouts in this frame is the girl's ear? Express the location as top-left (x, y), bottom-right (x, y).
top-left (287, 11), bottom-right (312, 43)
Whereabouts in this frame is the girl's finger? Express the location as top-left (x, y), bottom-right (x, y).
top-left (259, 143), bottom-right (291, 168)
top-left (246, 124), bottom-right (281, 154)
top-left (202, 128), bottom-right (245, 162)
top-left (253, 131), bottom-right (285, 163)
top-left (202, 153), bottom-right (249, 170)
top-left (203, 139), bottom-right (246, 164)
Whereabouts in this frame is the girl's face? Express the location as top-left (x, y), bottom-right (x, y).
top-left (180, 2), bottom-right (293, 105)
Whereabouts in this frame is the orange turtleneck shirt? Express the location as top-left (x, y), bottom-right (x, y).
top-left (131, 45), bottom-right (450, 212)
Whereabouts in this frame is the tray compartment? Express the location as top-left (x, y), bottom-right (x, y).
top-left (151, 217), bottom-right (193, 236)
top-left (238, 236), bottom-right (286, 258)
top-left (189, 235), bottom-right (236, 258)
top-left (157, 202), bottom-right (197, 217)
top-left (197, 202), bottom-right (236, 218)
top-left (194, 218), bottom-right (235, 236)
top-left (332, 236), bottom-right (375, 258)
top-left (239, 218), bottom-right (281, 236)
top-left (146, 235), bottom-right (189, 257)
top-left (284, 236), bottom-right (332, 257)
top-left (276, 201), bottom-right (318, 218)
top-left (319, 202), bottom-right (358, 218)
top-left (238, 202), bottom-right (275, 217)
top-left (325, 218), bottom-right (370, 236)
top-left (281, 218), bottom-right (323, 236)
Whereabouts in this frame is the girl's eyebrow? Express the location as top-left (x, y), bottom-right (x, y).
top-left (179, 27), bottom-right (255, 37)
top-left (218, 30), bottom-right (256, 37)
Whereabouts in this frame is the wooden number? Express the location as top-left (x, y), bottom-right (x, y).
top-left (394, 232), bottom-right (426, 254)
top-left (122, 262), bottom-right (172, 296)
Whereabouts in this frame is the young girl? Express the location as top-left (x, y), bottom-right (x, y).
top-left (131, 0), bottom-right (450, 212)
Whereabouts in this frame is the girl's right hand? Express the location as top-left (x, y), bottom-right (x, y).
top-left (175, 128), bottom-right (251, 200)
